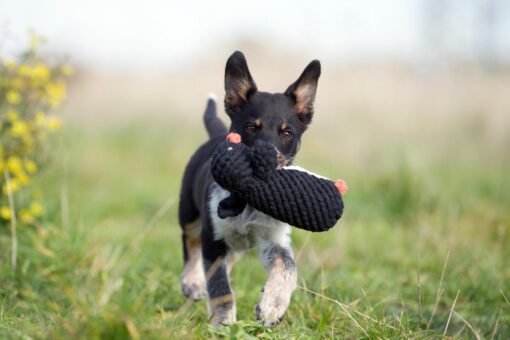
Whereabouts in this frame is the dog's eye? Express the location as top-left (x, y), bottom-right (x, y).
top-left (282, 130), bottom-right (293, 139)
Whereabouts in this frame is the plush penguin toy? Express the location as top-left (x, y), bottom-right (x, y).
top-left (210, 133), bottom-right (347, 232)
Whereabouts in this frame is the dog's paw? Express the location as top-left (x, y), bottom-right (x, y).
top-left (181, 265), bottom-right (206, 301)
top-left (210, 301), bottom-right (236, 327)
top-left (181, 280), bottom-right (207, 301)
top-left (255, 303), bottom-right (285, 326)
top-left (255, 254), bottom-right (296, 326)
top-left (255, 286), bottom-right (292, 326)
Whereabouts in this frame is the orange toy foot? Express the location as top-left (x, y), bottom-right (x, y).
top-left (334, 179), bottom-right (348, 196)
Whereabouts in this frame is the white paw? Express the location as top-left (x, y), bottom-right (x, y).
top-left (181, 280), bottom-right (207, 301)
top-left (255, 281), bottom-right (294, 326)
top-left (181, 263), bottom-right (206, 301)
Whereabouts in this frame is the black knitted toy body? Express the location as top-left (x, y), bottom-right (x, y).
top-left (210, 133), bottom-right (346, 232)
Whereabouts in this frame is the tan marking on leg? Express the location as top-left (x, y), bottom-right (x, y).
top-left (209, 294), bottom-right (234, 309)
top-left (181, 220), bottom-right (206, 300)
top-left (205, 256), bottom-right (225, 281)
top-left (226, 251), bottom-right (244, 276)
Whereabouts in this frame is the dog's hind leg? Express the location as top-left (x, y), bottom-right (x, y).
top-left (256, 240), bottom-right (297, 326)
top-left (180, 219), bottom-right (207, 301)
top-left (178, 148), bottom-right (208, 301)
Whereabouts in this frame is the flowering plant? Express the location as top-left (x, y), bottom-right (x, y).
top-left (0, 34), bottom-right (72, 226)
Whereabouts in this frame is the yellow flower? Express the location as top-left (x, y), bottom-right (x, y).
top-left (61, 64), bottom-right (74, 77)
top-left (17, 64), bottom-right (31, 77)
top-left (25, 160), bottom-right (38, 174)
top-left (3, 178), bottom-right (20, 195)
top-left (16, 64), bottom-right (51, 86)
top-left (7, 156), bottom-right (23, 174)
top-left (19, 209), bottom-right (33, 223)
top-left (6, 90), bottom-right (21, 104)
top-left (30, 202), bottom-right (44, 216)
top-left (1, 35), bottom-right (71, 224)
top-left (11, 120), bottom-right (30, 137)
top-left (16, 171), bottom-right (30, 186)
top-left (32, 64), bottom-right (50, 82)
top-left (0, 206), bottom-right (11, 220)
top-left (47, 116), bottom-right (62, 131)
top-left (45, 82), bottom-right (66, 108)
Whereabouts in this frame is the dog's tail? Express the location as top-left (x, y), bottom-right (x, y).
top-left (203, 93), bottom-right (228, 139)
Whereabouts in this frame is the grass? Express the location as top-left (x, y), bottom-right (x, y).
top-left (0, 116), bottom-right (509, 339)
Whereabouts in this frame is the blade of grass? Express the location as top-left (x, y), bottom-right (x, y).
top-left (443, 289), bottom-right (460, 336)
top-left (427, 250), bottom-right (450, 329)
top-left (489, 308), bottom-right (500, 340)
top-left (417, 256), bottom-right (422, 326)
top-left (453, 310), bottom-right (480, 340)
top-left (500, 289), bottom-right (510, 307)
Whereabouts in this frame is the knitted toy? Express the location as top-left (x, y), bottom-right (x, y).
top-left (210, 132), bottom-right (347, 232)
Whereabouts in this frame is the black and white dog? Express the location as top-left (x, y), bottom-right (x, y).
top-left (178, 51), bottom-right (321, 326)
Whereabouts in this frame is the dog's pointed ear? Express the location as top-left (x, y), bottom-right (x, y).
top-left (285, 60), bottom-right (321, 125)
top-left (224, 51), bottom-right (257, 116)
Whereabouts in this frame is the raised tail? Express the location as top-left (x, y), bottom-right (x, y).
top-left (203, 93), bottom-right (228, 139)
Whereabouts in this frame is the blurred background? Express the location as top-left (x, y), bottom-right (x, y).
top-left (3, 0), bottom-right (510, 145)
top-left (1, 0), bottom-right (509, 337)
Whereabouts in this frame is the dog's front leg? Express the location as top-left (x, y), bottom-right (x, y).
top-left (201, 223), bottom-right (236, 327)
top-left (256, 240), bottom-right (297, 326)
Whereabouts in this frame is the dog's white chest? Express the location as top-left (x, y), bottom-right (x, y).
top-left (209, 183), bottom-right (291, 251)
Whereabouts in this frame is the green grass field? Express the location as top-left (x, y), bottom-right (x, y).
top-left (1, 115), bottom-right (509, 339)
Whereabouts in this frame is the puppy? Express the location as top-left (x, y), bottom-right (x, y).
top-left (178, 51), bottom-right (321, 327)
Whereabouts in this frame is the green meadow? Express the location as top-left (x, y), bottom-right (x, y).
top-left (1, 69), bottom-right (510, 338)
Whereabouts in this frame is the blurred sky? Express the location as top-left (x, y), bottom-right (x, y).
top-left (1, 0), bottom-right (510, 71)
